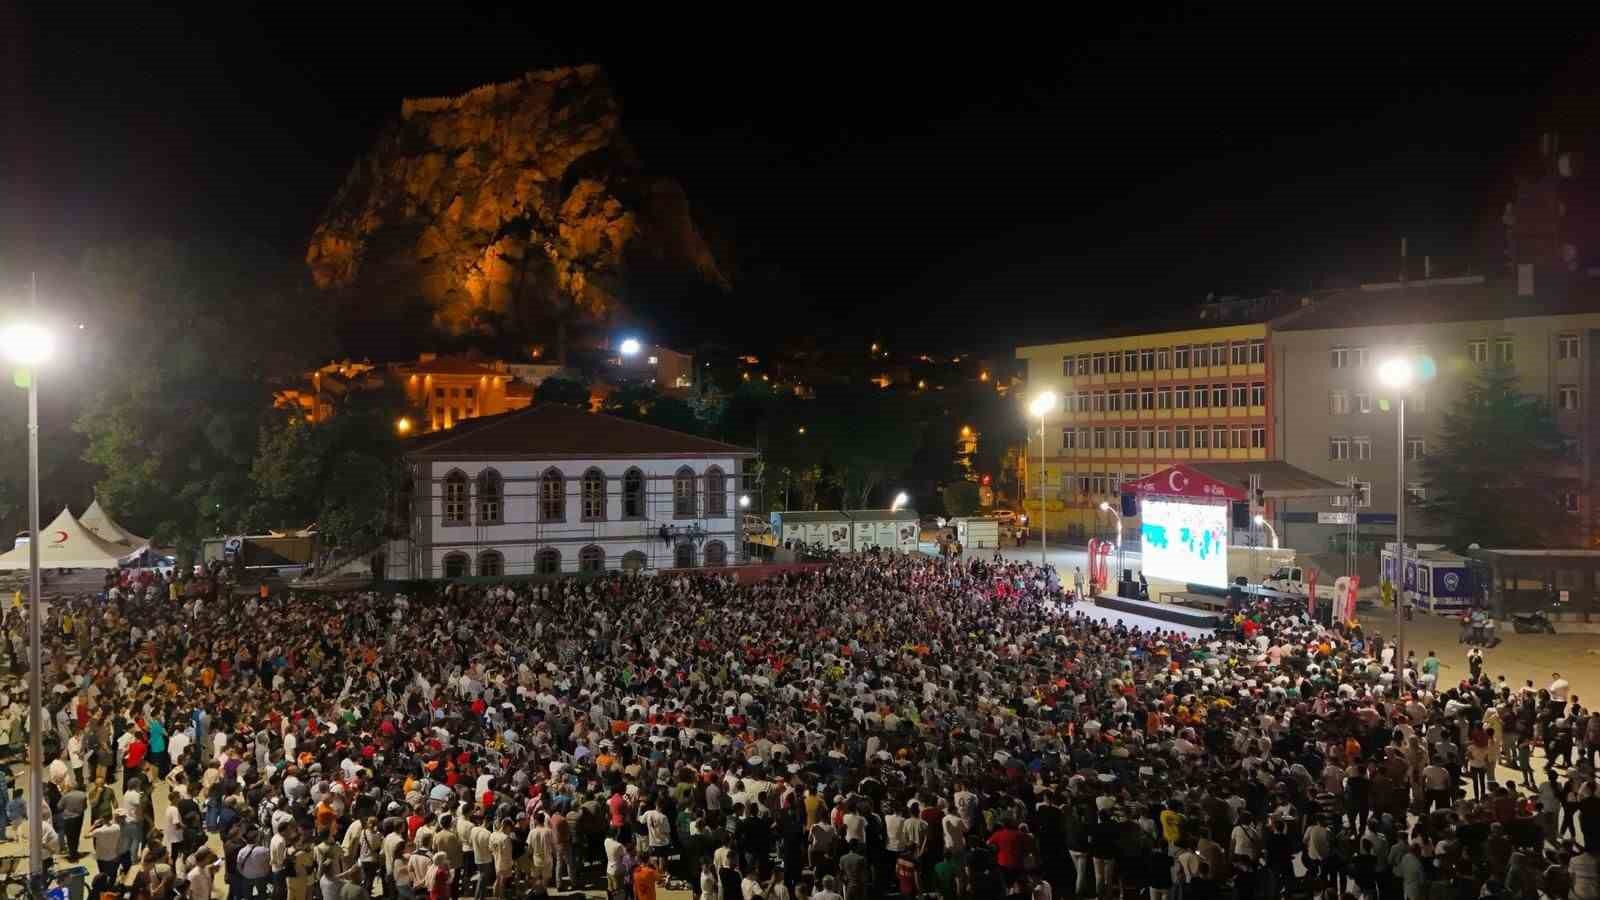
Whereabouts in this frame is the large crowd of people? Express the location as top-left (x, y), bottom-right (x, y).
top-left (0, 550), bottom-right (1596, 900)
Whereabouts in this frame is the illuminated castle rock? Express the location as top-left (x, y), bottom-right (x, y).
top-left (307, 66), bottom-right (728, 336)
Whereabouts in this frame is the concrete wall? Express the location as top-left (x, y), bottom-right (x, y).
top-left (1273, 310), bottom-right (1600, 554)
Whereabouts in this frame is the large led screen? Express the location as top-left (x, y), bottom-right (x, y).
top-left (1138, 497), bottom-right (1229, 588)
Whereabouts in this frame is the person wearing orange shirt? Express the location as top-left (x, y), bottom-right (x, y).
top-left (632, 859), bottom-right (658, 900)
top-left (315, 799), bottom-right (338, 840)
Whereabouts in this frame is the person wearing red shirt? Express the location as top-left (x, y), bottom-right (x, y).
top-left (124, 735), bottom-right (148, 772)
top-left (988, 821), bottom-right (1026, 874)
top-left (608, 789), bottom-right (628, 833)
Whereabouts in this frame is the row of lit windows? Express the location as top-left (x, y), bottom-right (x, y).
top-left (440, 466), bottom-right (730, 525)
top-left (1335, 335), bottom-right (1582, 370)
top-left (1460, 336), bottom-right (1589, 366)
top-left (1060, 339), bottom-right (1264, 378)
top-left (1060, 423), bottom-right (1266, 451)
top-left (1065, 382), bottom-right (1266, 415)
top-left (1326, 481), bottom-right (1580, 515)
top-left (440, 542), bottom-right (728, 577)
top-left (1066, 472), bottom-right (1139, 496)
top-left (1328, 437), bottom-right (1426, 461)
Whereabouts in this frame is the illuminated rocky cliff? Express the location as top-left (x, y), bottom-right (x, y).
top-left (307, 66), bottom-right (728, 335)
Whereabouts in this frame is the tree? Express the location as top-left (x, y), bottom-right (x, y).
top-left (247, 384), bottom-right (412, 553)
top-left (533, 376), bottom-right (591, 408)
top-left (1421, 365), bottom-right (1576, 547)
top-left (603, 381), bottom-right (704, 435)
top-left (72, 240), bottom-right (331, 553)
top-left (943, 481), bottom-right (981, 518)
top-left (817, 389), bottom-right (915, 509)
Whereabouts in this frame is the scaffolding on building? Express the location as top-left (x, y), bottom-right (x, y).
top-left (394, 456), bottom-right (763, 579)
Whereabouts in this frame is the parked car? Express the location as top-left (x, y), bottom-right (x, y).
top-left (994, 510), bottom-right (1018, 525)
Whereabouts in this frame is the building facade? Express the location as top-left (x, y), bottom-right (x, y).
top-left (1270, 274), bottom-right (1600, 554)
top-left (396, 354), bottom-right (534, 432)
top-left (1016, 322), bottom-right (1274, 538)
top-left (277, 354), bottom-right (536, 433)
top-left (388, 405), bottom-right (754, 578)
top-left (614, 343), bottom-right (696, 393)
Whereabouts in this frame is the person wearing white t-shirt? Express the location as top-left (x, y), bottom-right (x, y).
top-left (639, 800), bottom-right (673, 868)
top-left (841, 806), bottom-right (866, 845)
top-left (884, 807), bottom-right (906, 854)
top-left (941, 806), bottom-right (967, 859)
top-left (1551, 673), bottom-right (1571, 702)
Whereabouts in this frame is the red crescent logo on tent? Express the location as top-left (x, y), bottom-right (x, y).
top-left (1168, 471), bottom-right (1188, 493)
top-left (51, 531), bottom-right (68, 544)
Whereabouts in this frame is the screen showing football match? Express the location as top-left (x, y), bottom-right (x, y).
top-left (1138, 496), bottom-right (1229, 588)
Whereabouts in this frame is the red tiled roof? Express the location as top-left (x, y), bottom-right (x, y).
top-left (396, 356), bottom-right (506, 377)
top-left (404, 404), bottom-right (754, 459)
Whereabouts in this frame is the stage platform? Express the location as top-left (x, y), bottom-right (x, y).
top-left (1093, 594), bottom-right (1226, 630)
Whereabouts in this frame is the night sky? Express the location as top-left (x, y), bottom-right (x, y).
top-left (5, 8), bottom-right (1599, 352)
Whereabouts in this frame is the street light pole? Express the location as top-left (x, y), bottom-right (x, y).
top-left (1377, 357), bottom-right (1414, 673)
top-left (1027, 392), bottom-right (1057, 571)
top-left (2, 298), bottom-right (54, 887)
top-left (25, 365), bottom-right (41, 885)
top-left (1038, 415), bottom-right (1046, 568)
top-left (1393, 392), bottom-right (1406, 668)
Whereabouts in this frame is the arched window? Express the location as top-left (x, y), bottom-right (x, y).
top-left (581, 468), bottom-right (607, 521)
top-left (477, 550), bottom-right (504, 577)
top-left (674, 542), bottom-right (695, 569)
top-left (673, 466), bottom-right (697, 517)
top-left (579, 545), bottom-right (605, 573)
top-left (621, 550), bottom-right (647, 573)
top-left (539, 468), bottom-right (565, 522)
top-left (476, 469), bottom-right (503, 524)
top-left (442, 470), bottom-right (469, 525)
top-left (704, 540), bottom-right (727, 567)
top-left (442, 552), bottom-right (469, 578)
top-left (534, 548), bottom-right (561, 576)
top-left (622, 468), bottom-right (645, 519)
top-left (705, 465), bottom-right (727, 517)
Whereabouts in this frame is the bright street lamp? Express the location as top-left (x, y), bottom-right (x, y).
top-left (1098, 501), bottom-right (1124, 588)
top-left (1028, 392), bottom-right (1057, 419)
top-left (1, 314), bottom-right (51, 885)
top-left (395, 416), bottom-right (413, 435)
top-left (1377, 356), bottom-right (1413, 665)
top-left (0, 323), bottom-right (54, 366)
top-left (738, 494), bottom-right (751, 509)
top-left (619, 338), bottom-right (642, 357)
top-left (1377, 358), bottom-right (1414, 389)
top-left (1253, 513), bottom-right (1279, 550)
top-left (891, 491), bottom-right (910, 512)
top-left (1029, 392), bottom-right (1058, 570)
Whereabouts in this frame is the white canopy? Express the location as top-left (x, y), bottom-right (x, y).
top-left (0, 506), bottom-right (134, 570)
top-left (79, 498), bottom-right (149, 551)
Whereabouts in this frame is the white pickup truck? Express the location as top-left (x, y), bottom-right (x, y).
top-left (1259, 563), bottom-right (1341, 601)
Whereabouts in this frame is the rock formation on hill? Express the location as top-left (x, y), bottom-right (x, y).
top-left (307, 66), bottom-right (728, 336)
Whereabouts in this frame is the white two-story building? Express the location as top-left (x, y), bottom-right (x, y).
top-left (386, 404), bottom-right (755, 578)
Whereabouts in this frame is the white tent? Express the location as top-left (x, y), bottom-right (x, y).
top-left (0, 506), bottom-right (134, 570)
top-left (79, 498), bottom-right (148, 551)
